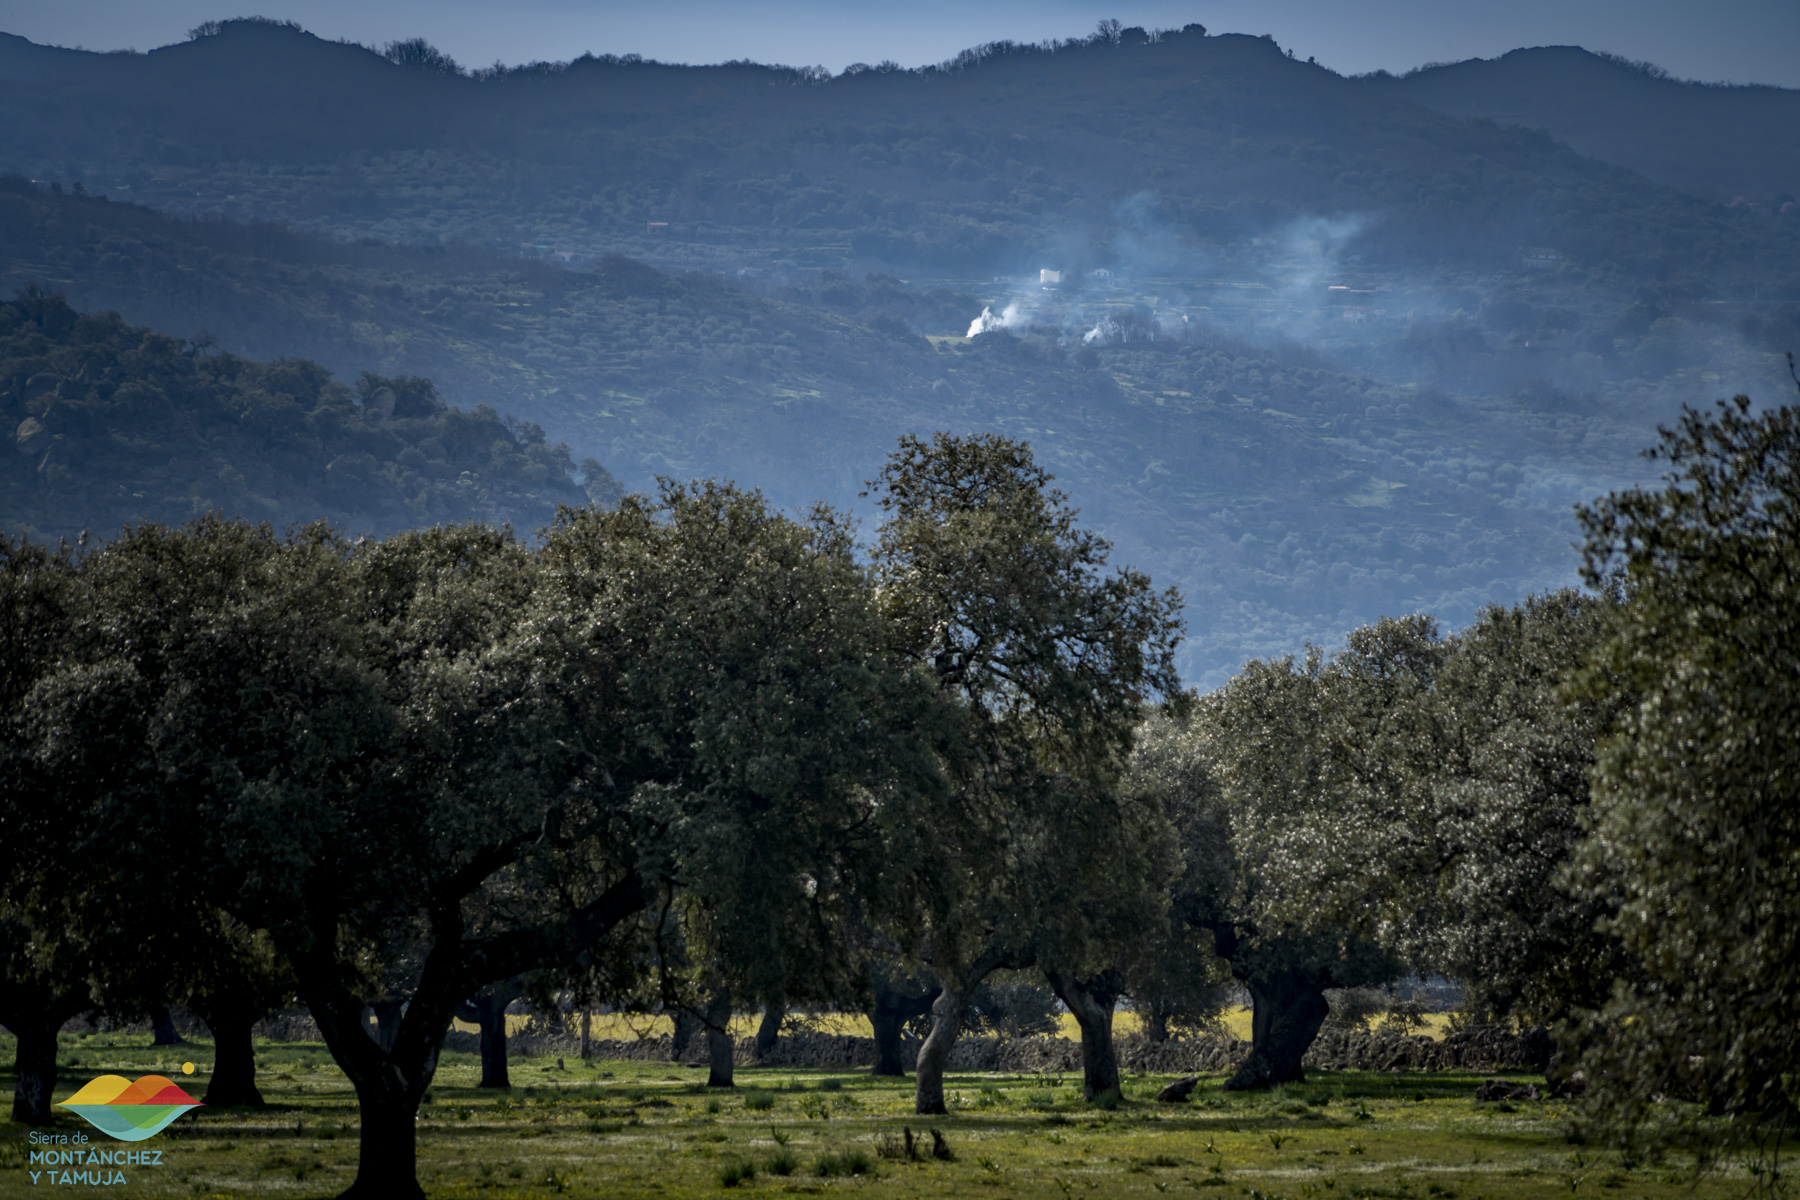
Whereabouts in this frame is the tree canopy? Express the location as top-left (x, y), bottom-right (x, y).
top-left (1570, 395), bottom-right (1800, 1143)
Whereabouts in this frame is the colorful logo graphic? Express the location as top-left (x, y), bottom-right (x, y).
top-left (59, 1075), bottom-right (203, 1141)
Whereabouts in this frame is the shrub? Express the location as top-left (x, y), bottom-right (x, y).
top-left (717, 1159), bottom-right (756, 1188)
top-left (815, 1149), bottom-right (874, 1177)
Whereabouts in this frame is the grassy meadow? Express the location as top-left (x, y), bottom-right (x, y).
top-left (0, 1029), bottom-right (1755, 1199)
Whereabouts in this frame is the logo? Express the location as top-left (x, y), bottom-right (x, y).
top-left (58, 1075), bottom-right (203, 1141)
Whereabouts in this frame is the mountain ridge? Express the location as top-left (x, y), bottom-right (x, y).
top-left (1364, 45), bottom-right (1800, 206)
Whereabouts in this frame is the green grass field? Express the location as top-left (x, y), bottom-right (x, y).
top-left (0, 1031), bottom-right (1752, 1199)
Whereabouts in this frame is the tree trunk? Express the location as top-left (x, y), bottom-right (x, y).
top-left (285, 867), bottom-right (646, 1200)
top-left (341, 1088), bottom-right (424, 1200)
top-left (367, 1000), bottom-right (405, 1053)
top-left (916, 953), bottom-right (1021, 1115)
top-left (916, 952), bottom-right (1028, 1113)
top-left (199, 1007), bottom-right (265, 1107)
top-left (754, 1000), bottom-right (785, 1059)
top-left (705, 991), bottom-right (735, 1088)
top-left (1226, 970), bottom-right (1331, 1090)
top-left (8, 1008), bottom-right (63, 1125)
top-left (914, 979), bottom-right (971, 1114)
top-left (151, 1004), bottom-right (187, 1046)
top-left (460, 993), bottom-right (512, 1090)
top-left (1144, 1005), bottom-right (1171, 1045)
top-left (870, 983), bottom-right (938, 1077)
top-left (671, 1007), bottom-right (701, 1061)
top-left (302, 986), bottom-right (444, 1200)
top-left (1044, 968), bottom-right (1124, 1101)
top-left (579, 1008), bottom-right (591, 1061)
top-left (1, 981), bottom-right (86, 1125)
top-left (871, 1005), bottom-right (907, 1076)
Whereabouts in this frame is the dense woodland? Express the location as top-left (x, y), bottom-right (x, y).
top-left (3, 409), bottom-right (1795, 1198)
top-left (0, 288), bottom-right (619, 540)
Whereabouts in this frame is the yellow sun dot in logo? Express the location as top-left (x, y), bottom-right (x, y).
top-left (182, 1062), bottom-right (195, 1075)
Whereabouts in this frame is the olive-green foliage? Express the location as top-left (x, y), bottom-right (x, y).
top-left (1202, 593), bottom-right (1627, 1023)
top-left (7, 479), bottom-right (944, 1190)
top-left (963, 973), bottom-right (1062, 1039)
top-left (0, 287), bottom-right (590, 540)
top-left (1571, 396), bottom-right (1800, 1142)
top-left (1132, 668), bottom-right (1401, 1038)
top-left (867, 432), bottom-right (1186, 975)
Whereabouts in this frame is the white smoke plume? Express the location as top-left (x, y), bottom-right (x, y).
top-left (967, 302), bottom-right (1027, 336)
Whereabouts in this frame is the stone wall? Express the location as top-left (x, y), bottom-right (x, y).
top-left (109, 1009), bottom-right (1549, 1077)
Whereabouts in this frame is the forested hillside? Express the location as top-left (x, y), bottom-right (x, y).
top-left (1364, 47), bottom-right (1800, 208)
top-left (3, 19), bottom-right (1797, 681)
top-left (3, 20), bottom-right (1796, 291)
top-left (1, 288), bottom-right (604, 541)
top-left (2, 182), bottom-right (1712, 684)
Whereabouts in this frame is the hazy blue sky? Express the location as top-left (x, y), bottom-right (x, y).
top-left (5, 0), bottom-right (1798, 88)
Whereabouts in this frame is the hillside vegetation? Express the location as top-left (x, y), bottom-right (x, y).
top-left (4, 174), bottom-right (1789, 682)
top-left (3, 20), bottom-right (1796, 292)
top-left (1, 287), bottom-right (603, 542)
top-left (1366, 46), bottom-right (1800, 208)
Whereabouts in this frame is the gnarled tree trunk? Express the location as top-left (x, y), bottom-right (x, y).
top-left (870, 984), bottom-right (939, 1077)
top-left (671, 1007), bottom-right (701, 1061)
top-left (343, 1079), bottom-right (425, 1200)
top-left (151, 1004), bottom-right (188, 1046)
top-left (916, 952), bottom-right (1017, 1114)
top-left (705, 991), bottom-right (735, 1088)
top-left (1226, 969), bottom-right (1331, 1090)
top-left (1044, 967), bottom-right (1124, 1101)
top-left (459, 990), bottom-right (515, 1090)
top-left (1, 980), bottom-right (88, 1125)
top-left (197, 1004), bottom-right (265, 1107)
top-left (754, 1000), bottom-right (785, 1059)
top-left (304, 983), bottom-right (448, 1200)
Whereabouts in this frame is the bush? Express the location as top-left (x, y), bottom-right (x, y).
top-left (717, 1159), bottom-right (756, 1188)
top-left (815, 1149), bottom-right (874, 1177)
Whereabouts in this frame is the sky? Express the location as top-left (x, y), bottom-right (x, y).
top-left (3, 0), bottom-right (1798, 89)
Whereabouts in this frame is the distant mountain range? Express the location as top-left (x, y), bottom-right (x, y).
top-left (2, 21), bottom-right (1795, 286)
top-left (2, 20), bottom-right (1795, 684)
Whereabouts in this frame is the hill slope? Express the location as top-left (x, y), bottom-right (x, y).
top-left (1, 288), bottom-right (601, 542)
top-left (1364, 47), bottom-right (1800, 207)
top-left (2, 21), bottom-right (1795, 294)
top-left (2, 183), bottom-right (1733, 686)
